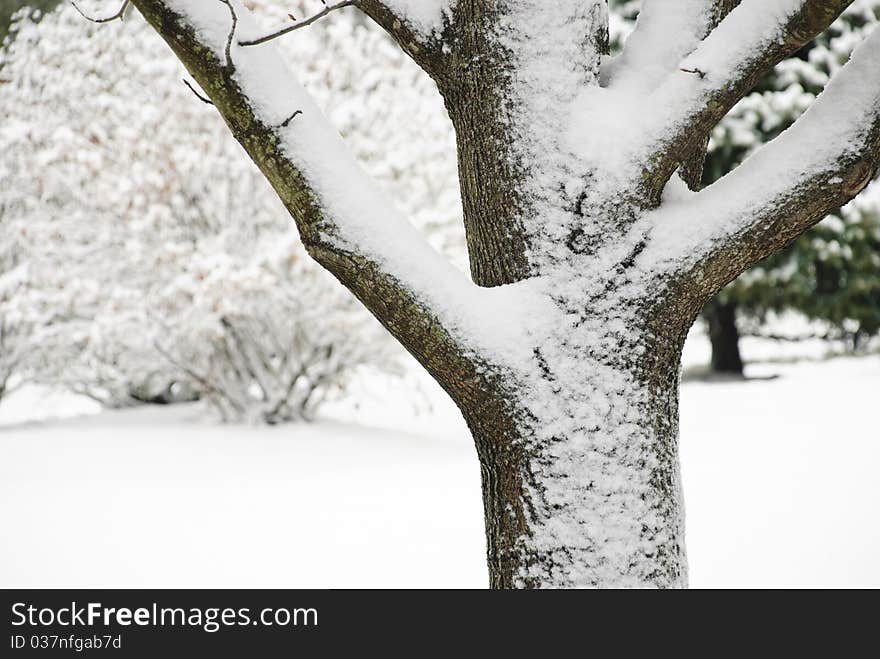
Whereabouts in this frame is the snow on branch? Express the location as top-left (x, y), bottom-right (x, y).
top-left (607, 0), bottom-right (742, 188)
top-left (643, 24), bottom-right (880, 296)
top-left (182, 78), bottom-right (213, 104)
top-left (363, 0), bottom-right (452, 37)
top-left (352, 1), bottom-right (453, 77)
top-left (606, 0), bottom-right (718, 91)
top-left (638, 0), bottom-right (853, 201)
top-left (127, 0), bottom-right (500, 394)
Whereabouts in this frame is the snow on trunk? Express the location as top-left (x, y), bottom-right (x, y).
top-left (469, 341), bottom-right (687, 588)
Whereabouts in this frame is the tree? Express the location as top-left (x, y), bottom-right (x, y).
top-left (86, 0), bottom-right (879, 587)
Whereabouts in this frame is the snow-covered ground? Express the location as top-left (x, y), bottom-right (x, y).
top-left (1, 332), bottom-right (878, 588)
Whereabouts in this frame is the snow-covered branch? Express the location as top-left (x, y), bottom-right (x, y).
top-left (238, 1), bottom-right (454, 77)
top-left (358, 0), bottom-right (451, 37)
top-left (606, 0), bottom-right (742, 189)
top-left (607, 0), bottom-right (721, 91)
top-left (128, 0), bottom-right (491, 394)
top-left (639, 0), bottom-right (853, 201)
top-left (353, 1), bottom-right (452, 76)
top-left (643, 24), bottom-right (880, 298)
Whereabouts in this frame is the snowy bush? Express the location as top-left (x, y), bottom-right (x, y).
top-left (149, 232), bottom-right (397, 422)
top-left (0, 227), bottom-right (30, 400)
top-left (0, 1), bottom-right (460, 419)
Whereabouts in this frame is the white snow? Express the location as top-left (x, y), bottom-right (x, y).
top-left (381, 0), bottom-right (454, 36)
top-left (680, 356), bottom-right (880, 588)
top-left (2, 348), bottom-right (878, 588)
top-left (679, 0), bottom-right (805, 79)
top-left (640, 22), bottom-right (880, 274)
top-left (605, 0), bottom-right (713, 92)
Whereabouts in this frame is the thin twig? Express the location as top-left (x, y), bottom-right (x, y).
top-left (279, 110), bottom-right (303, 127)
top-left (238, 0), bottom-right (356, 47)
top-left (70, 0), bottom-right (130, 23)
top-left (680, 67), bottom-right (706, 79)
top-left (741, 329), bottom-right (843, 343)
top-left (217, 0), bottom-right (238, 68)
top-left (183, 79), bottom-right (214, 105)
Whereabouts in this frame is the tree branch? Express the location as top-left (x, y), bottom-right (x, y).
top-left (239, 1), bottom-right (451, 78)
top-left (640, 0), bottom-right (853, 202)
top-left (645, 25), bottom-right (880, 305)
top-left (128, 0), bottom-right (494, 399)
top-left (679, 2), bottom-right (742, 191)
top-left (352, 0), bottom-right (450, 79)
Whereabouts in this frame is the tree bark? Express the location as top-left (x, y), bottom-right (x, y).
top-left (704, 299), bottom-right (745, 375)
top-left (465, 347), bottom-right (687, 588)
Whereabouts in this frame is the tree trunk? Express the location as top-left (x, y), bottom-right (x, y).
top-left (704, 299), bottom-right (744, 375)
top-left (460, 318), bottom-right (689, 588)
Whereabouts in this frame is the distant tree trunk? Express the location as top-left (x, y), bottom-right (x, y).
top-left (704, 299), bottom-right (744, 375)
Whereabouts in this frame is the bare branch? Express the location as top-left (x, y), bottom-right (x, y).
top-left (217, 0), bottom-right (237, 69)
top-left (238, 0), bottom-right (356, 47)
top-left (235, 0), bottom-right (449, 78)
top-left (70, 0), bottom-right (131, 23)
top-left (182, 78), bottom-right (213, 105)
top-left (679, 67), bottom-right (706, 79)
top-left (278, 109), bottom-right (302, 127)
